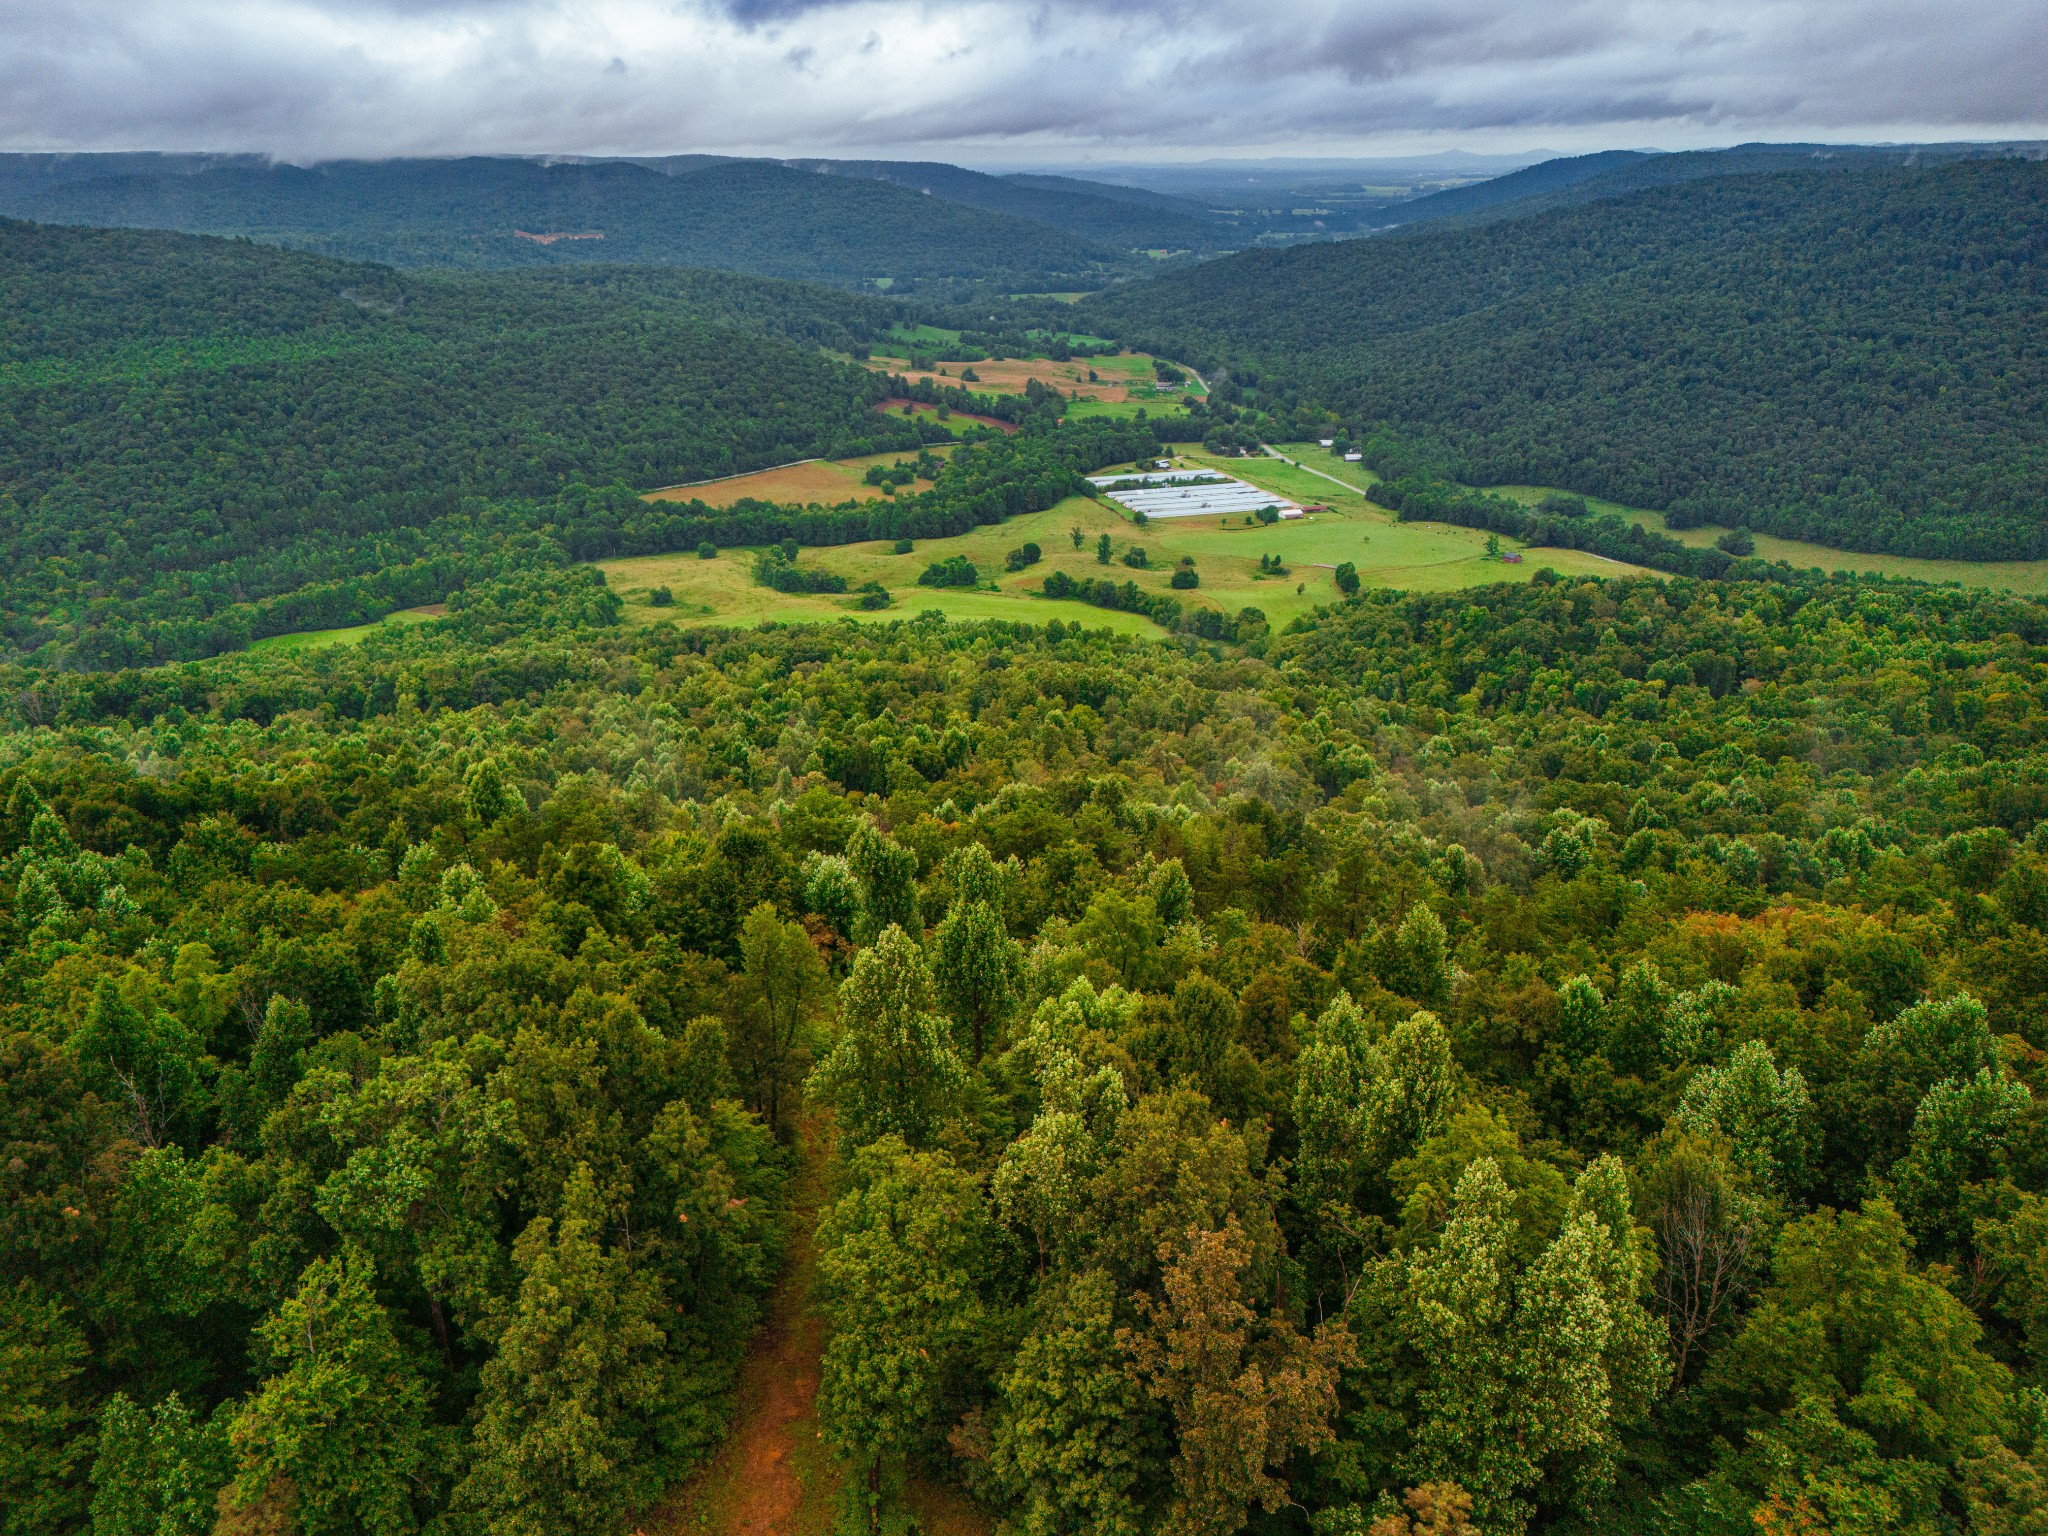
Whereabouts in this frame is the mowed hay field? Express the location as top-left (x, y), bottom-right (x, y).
top-left (866, 336), bottom-right (1203, 424)
top-left (596, 447), bottom-right (1655, 637)
top-left (644, 447), bottom-right (955, 508)
top-left (1275, 445), bottom-right (2048, 596)
top-left (870, 349), bottom-right (1174, 403)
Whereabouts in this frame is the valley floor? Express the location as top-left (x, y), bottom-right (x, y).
top-left (597, 446), bottom-right (1646, 635)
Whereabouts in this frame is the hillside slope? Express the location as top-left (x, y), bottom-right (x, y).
top-left (8, 156), bottom-right (1124, 290)
top-left (783, 158), bottom-right (1223, 250)
top-left (1382, 140), bottom-right (2048, 233)
top-left (0, 219), bottom-right (917, 663)
top-left (1087, 160), bottom-right (2048, 559)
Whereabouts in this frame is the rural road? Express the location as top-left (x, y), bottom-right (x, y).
top-left (1260, 444), bottom-right (1375, 499)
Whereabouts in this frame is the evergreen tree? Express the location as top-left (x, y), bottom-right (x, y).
top-left (454, 1164), bottom-right (672, 1536)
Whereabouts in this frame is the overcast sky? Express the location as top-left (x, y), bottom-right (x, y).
top-left (3, 0), bottom-right (2044, 164)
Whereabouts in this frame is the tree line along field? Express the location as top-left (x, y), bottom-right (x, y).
top-left (860, 321), bottom-right (1206, 425)
top-left (595, 447), bottom-right (1650, 636)
top-left (1279, 448), bottom-right (2048, 596)
top-left (643, 447), bottom-right (957, 509)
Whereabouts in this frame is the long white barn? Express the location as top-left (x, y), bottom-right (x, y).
top-left (1086, 471), bottom-right (1303, 520)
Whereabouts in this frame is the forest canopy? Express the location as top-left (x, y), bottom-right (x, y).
top-left (2, 566), bottom-right (2046, 1535)
top-left (1086, 161), bottom-right (2048, 560)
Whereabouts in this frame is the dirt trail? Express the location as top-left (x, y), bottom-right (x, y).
top-left (647, 1119), bottom-right (842, 1536)
top-left (645, 1117), bottom-right (993, 1536)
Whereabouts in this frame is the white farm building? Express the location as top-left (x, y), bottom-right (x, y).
top-left (1087, 471), bottom-right (1304, 520)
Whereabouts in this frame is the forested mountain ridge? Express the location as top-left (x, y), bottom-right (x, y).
top-left (1086, 160), bottom-right (2048, 559)
top-left (0, 218), bottom-right (930, 664)
top-left (778, 157), bottom-right (1225, 250)
top-left (5, 156), bottom-right (1128, 290)
top-left (2, 567), bottom-right (2046, 1534)
top-left (1368, 139), bottom-right (2046, 233)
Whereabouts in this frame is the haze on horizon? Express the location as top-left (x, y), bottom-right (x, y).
top-left (2, 0), bottom-right (2045, 167)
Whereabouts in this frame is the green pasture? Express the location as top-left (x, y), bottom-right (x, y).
top-left (246, 605), bottom-right (441, 654)
top-left (885, 322), bottom-right (962, 350)
top-left (1276, 444), bottom-right (2048, 595)
top-left (595, 443), bottom-right (1657, 639)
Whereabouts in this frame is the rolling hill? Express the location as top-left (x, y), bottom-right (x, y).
top-left (1372, 139), bottom-right (2048, 233)
top-left (0, 218), bottom-right (919, 664)
top-left (779, 158), bottom-right (1223, 250)
top-left (3, 156), bottom-right (1126, 291)
top-left (1086, 159), bottom-right (2048, 560)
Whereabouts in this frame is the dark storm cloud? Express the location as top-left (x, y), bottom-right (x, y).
top-left (0, 0), bottom-right (2042, 159)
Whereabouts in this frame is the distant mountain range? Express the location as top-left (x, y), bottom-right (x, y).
top-left (0, 152), bottom-right (1232, 293)
top-left (0, 156), bottom-right (1148, 292)
top-left (5, 139), bottom-right (2044, 295)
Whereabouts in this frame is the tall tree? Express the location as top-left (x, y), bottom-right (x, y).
top-left (228, 1244), bottom-right (440, 1536)
top-left (454, 1164), bottom-right (673, 1536)
top-left (932, 889), bottom-right (1022, 1061)
top-left (728, 901), bottom-right (830, 1135)
top-left (815, 1136), bottom-right (994, 1529)
top-left (808, 926), bottom-right (966, 1148)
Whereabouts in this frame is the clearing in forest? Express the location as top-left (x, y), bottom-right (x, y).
top-left (597, 447), bottom-right (1649, 635)
top-left (645, 448), bottom-right (955, 508)
top-left (1277, 446), bottom-right (2048, 596)
top-left (863, 338), bottom-right (1202, 424)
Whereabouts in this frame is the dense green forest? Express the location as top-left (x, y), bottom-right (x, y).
top-left (3, 157), bottom-right (1132, 291)
top-left (2, 567), bottom-right (2046, 1536)
top-left (5, 137), bottom-right (2048, 1536)
top-left (1086, 161), bottom-right (2048, 560)
top-left (778, 159), bottom-right (1223, 251)
top-left (0, 219), bottom-right (937, 666)
top-left (1369, 141), bottom-right (2038, 234)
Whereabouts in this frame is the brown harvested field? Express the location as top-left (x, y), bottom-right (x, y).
top-left (867, 349), bottom-right (1167, 404)
top-left (875, 399), bottom-right (1019, 433)
top-left (644, 447), bottom-right (952, 507)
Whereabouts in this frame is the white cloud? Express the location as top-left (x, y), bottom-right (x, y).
top-left (0, 0), bottom-right (2042, 159)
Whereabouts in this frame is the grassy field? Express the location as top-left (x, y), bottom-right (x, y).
top-left (646, 447), bottom-right (955, 508)
top-left (601, 495), bottom-right (1172, 635)
top-left (598, 445), bottom-right (1654, 637)
top-left (866, 338), bottom-right (1202, 430)
top-left (1274, 443), bottom-right (2048, 596)
top-left (246, 605), bottom-right (441, 654)
top-left (1489, 484), bottom-right (2048, 595)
